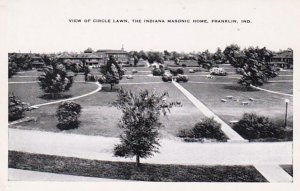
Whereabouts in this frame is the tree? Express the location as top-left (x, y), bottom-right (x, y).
top-left (84, 47), bottom-right (94, 53)
top-left (212, 48), bottom-right (225, 64)
top-left (9, 53), bottom-right (32, 71)
top-left (56, 101), bottom-right (82, 130)
top-left (8, 61), bottom-right (18, 78)
top-left (223, 44), bottom-right (242, 67)
top-left (163, 50), bottom-right (171, 61)
top-left (139, 50), bottom-right (148, 60)
top-left (238, 47), bottom-right (279, 87)
top-left (98, 55), bottom-right (124, 90)
top-left (9, 94), bottom-right (29, 121)
top-left (113, 88), bottom-right (175, 166)
top-left (198, 50), bottom-right (214, 71)
top-left (41, 54), bottom-right (55, 66)
top-left (129, 51), bottom-right (139, 66)
top-left (38, 57), bottom-right (73, 98)
top-left (147, 52), bottom-right (164, 64)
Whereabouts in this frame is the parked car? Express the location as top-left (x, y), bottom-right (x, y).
top-left (210, 67), bottom-right (227, 76)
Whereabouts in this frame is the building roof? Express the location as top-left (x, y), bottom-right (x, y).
top-left (96, 49), bottom-right (128, 54)
top-left (57, 53), bottom-right (73, 59)
top-left (272, 51), bottom-right (293, 59)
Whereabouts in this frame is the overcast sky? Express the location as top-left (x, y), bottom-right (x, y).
top-left (1, 0), bottom-right (300, 53)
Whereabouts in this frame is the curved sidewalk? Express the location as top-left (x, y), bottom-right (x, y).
top-left (250, 85), bottom-right (293, 97)
top-left (32, 82), bottom-right (102, 108)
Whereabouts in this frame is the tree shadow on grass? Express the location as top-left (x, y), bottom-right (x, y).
top-left (223, 84), bottom-right (259, 92)
top-left (57, 121), bottom-right (80, 130)
top-left (101, 86), bottom-right (120, 92)
top-left (39, 94), bottom-right (72, 100)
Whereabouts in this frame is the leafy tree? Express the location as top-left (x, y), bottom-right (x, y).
top-left (163, 50), bottom-right (170, 56)
top-left (170, 51), bottom-right (181, 61)
top-left (113, 89), bottom-right (175, 166)
top-left (129, 51), bottom-right (139, 66)
top-left (139, 50), bottom-right (148, 60)
top-left (147, 52), bottom-right (164, 64)
top-left (84, 47), bottom-right (94, 53)
top-left (202, 62), bottom-right (214, 71)
top-left (223, 44), bottom-right (242, 67)
top-left (8, 61), bottom-right (18, 78)
top-left (9, 53), bottom-right (32, 71)
top-left (41, 54), bottom-right (55, 66)
top-left (8, 94), bottom-right (29, 121)
top-left (238, 47), bottom-right (279, 87)
top-left (56, 101), bottom-right (82, 130)
top-left (38, 58), bottom-right (73, 98)
top-left (212, 48), bottom-right (225, 64)
top-left (198, 50), bottom-right (214, 71)
top-left (98, 56), bottom-right (124, 90)
top-left (163, 50), bottom-right (170, 60)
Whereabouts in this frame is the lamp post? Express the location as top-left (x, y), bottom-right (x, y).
top-left (284, 99), bottom-right (290, 128)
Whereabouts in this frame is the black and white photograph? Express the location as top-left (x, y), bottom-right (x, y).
top-left (1, 0), bottom-right (300, 190)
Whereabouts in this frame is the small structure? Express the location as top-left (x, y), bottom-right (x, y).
top-left (229, 120), bottom-right (239, 125)
top-left (241, 101), bottom-right (250, 106)
top-left (189, 69), bottom-right (195, 73)
top-left (132, 69), bottom-right (138, 74)
top-left (126, 75), bottom-right (134, 79)
top-left (226, 96), bottom-right (233, 99)
top-left (206, 74), bottom-right (214, 79)
top-left (221, 99), bottom-right (227, 103)
top-left (249, 98), bottom-right (255, 101)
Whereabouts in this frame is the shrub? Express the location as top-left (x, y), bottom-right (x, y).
top-left (8, 94), bottom-right (29, 121)
top-left (174, 75), bottom-right (189, 82)
top-left (170, 68), bottom-right (178, 76)
top-left (177, 68), bottom-right (184, 75)
top-left (86, 73), bottom-right (98, 82)
top-left (178, 117), bottom-right (228, 142)
top-left (233, 113), bottom-right (289, 140)
top-left (162, 74), bottom-right (172, 82)
top-left (56, 101), bottom-right (82, 130)
top-left (181, 64), bottom-right (187, 67)
top-left (152, 68), bottom-right (165, 76)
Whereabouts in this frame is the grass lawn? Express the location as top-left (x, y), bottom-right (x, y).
top-left (281, 165), bottom-right (293, 177)
top-left (9, 66), bottom-right (294, 140)
top-left (262, 82), bottom-right (293, 94)
top-left (181, 83), bottom-right (293, 127)
top-left (10, 82), bottom-right (205, 138)
top-left (9, 82), bottom-right (98, 105)
top-left (9, 151), bottom-right (267, 182)
top-left (121, 75), bottom-right (162, 83)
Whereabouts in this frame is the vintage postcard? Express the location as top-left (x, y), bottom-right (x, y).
top-left (1, 0), bottom-right (299, 190)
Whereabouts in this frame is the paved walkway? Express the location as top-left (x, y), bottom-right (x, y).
top-left (255, 165), bottom-right (293, 182)
top-left (9, 128), bottom-right (292, 166)
top-left (32, 82), bottom-right (102, 108)
top-left (172, 81), bottom-right (246, 142)
top-left (250, 85), bottom-right (293, 97)
top-left (171, 81), bottom-right (293, 182)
